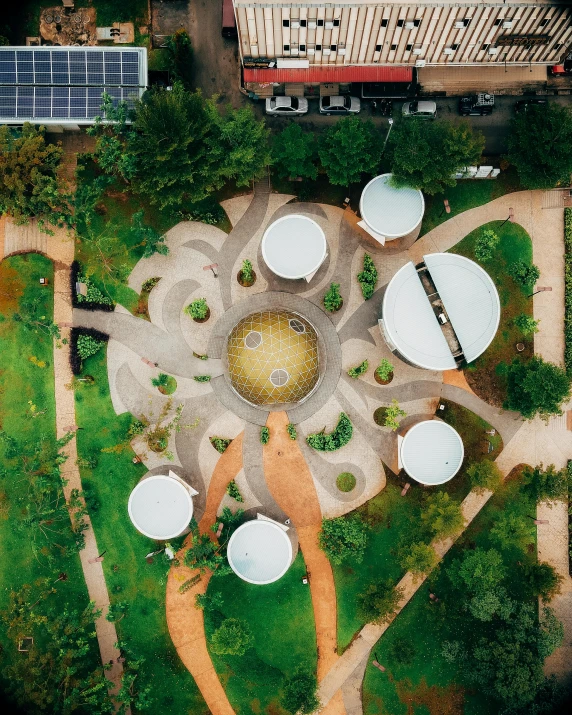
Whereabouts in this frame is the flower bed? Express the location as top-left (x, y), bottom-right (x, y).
top-left (564, 208), bottom-right (572, 376)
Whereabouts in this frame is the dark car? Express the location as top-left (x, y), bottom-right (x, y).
top-left (514, 99), bottom-right (547, 114)
top-left (459, 93), bottom-right (495, 116)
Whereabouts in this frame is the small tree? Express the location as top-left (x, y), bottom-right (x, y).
top-left (521, 463), bottom-right (570, 504)
top-left (195, 591), bottom-right (224, 612)
top-left (388, 637), bottom-right (416, 666)
top-left (239, 259), bottom-right (255, 285)
top-left (357, 253), bottom-right (378, 300)
top-left (521, 562), bottom-right (562, 602)
top-left (185, 297), bottom-right (209, 320)
top-left (272, 124), bottom-right (318, 180)
top-left (375, 358), bottom-right (394, 381)
top-left (490, 508), bottom-right (532, 551)
top-left (226, 480), bottom-right (244, 503)
top-left (166, 29), bottom-right (194, 90)
top-left (286, 423), bottom-right (297, 440)
top-left (475, 228), bottom-right (500, 262)
top-left (319, 116), bottom-right (381, 186)
top-left (348, 360), bottom-right (368, 378)
top-left (260, 426), bottom-right (270, 445)
top-left (508, 259), bottom-right (540, 289)
top-left (357, 580), bottom-right (403, 624)
top-left (384, 399), bottom-right (406, 431)
top-left (466, 460), bottom-right (503, 494)
top-left (504, 356), bottom-right (571, 420)
top-left (514, 313), bottom-right (540, 336)
top-left (319, 514), bottom-right (369, 565)
top-left (151, 373), bottom-right (169, 389)
top-left (400, 542), bottom-right (437, 577)
top-left (323, 283), bottom-right (343, 312)
top-left (421, 491), bottom-right (464, 539)
top-left (281, 668), bottom-right (319, 715)
top-left (210, 618), bottom-right (252, 656)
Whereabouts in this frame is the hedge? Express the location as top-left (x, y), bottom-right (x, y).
top-left (70, 260), bottom-right (114, 311)
top-left (69, 327), bottom-right (109, 375)
top-left (307, 413), bottom-right (353, 451)
top-left (565, 208), bottom-right (572, 376)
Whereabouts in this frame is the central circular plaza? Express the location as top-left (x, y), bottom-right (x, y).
top-left (227, 310), bottom-right (319, 406)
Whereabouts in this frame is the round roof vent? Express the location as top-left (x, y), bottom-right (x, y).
top-left (289, 318), bottom-right (306, 334)
top-left (270, 368), bottom-right (289, 387)
top-left (245, 330), bottom-right (262, 349)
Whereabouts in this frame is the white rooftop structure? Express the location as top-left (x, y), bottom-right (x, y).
top-left (359, 174), bottom-right (424, 244)
top-left (381, 253), bottom-right (500, 371)
top-left (227, 519), bottom-right (293, 585)
top-left (262, 214), bottom-right (327, 280)
top-left (128, 473), bottom-right (194, 540)
top-left (400, 420), bottom-right (464, 486)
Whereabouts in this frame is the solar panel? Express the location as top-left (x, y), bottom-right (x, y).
top-left (0, 86), bottom-right (138, 120)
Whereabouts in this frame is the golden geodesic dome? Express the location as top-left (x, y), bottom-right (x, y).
top-left (226, 311), bottom-right (319, 406)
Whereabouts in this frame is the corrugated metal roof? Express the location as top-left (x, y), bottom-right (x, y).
top-left (401, 420), bottom-right (464, 485)
top-left (382, 262), bottom-right (456, 371)
top-left (244, 65), bottom-right (413, 84)
top-left (227, 520), bottom-right (293, 585)
top-left (128, 475), bottom-right (193, 540)
top-left (262, 214), bottom-right (327, 279)
top-left (360, 174), bottom-right (424, 238)
top-left (424, 253), bottom-right (500, 364)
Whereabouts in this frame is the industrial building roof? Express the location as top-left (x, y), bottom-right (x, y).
top-left (243, 65), bottom-right (413, 84)
top-left (400, 420), bottom-right (464, 486)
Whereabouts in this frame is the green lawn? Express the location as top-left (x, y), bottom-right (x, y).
top-left (0, 255), bottom-right (97, 702)
top-left (449, 220), bottom-right (534, 406)
top-left (362, 474), bottom-right (538, 715)
top-left (75, 349), bottom-right (208, 714)
top-left (205, 553), bottom-right (317, 714)
top-left (420, 168), bottom-right (521, 236)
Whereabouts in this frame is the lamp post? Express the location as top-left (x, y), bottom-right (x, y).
top-left (382, 117), bottom-right (394, 153)
top-left (528, 286), bottom-right (552, 298)
top-left (499, 208), bottom-right (514, 228)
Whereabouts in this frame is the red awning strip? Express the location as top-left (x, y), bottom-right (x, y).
top-left (243, 65), bottom-right (413, 84)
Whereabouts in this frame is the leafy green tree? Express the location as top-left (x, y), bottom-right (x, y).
top-left (0, 123), bottom-right (72, 232)
top-left (357, 580), bottom-right (403, 624)
top-left (388, 636), bottom-right (416, 666)
top-left (166, 29), bottom-right (194, 90)
top-left (319, 514), bottom-right (369, 565)
top-left (281, 668), bottom-right (319, 714)
top-left (384, 399), bottom-right (406, 431)
top-left (490, 508), bottom-right (532, 551)
top-left (514, 313), bottom-right (540, 336)
top-left (504, 357), bottom-right (571, 420)
top-left (130, 210), bottom-right (168, 258)
top-left (521, 463), bottom-right (570, 504)
top-left (506, 103), bottom-right (572, 189)
top-left (210, 618), bottom-right (252, 656)
top-left (357, 253), bottom-right (378, 299)
top-left (508, 259), bottom-right (540, 288)
top-left (323, 282), bottom-right (343, 312)
top-left (319, 116), bottom-right (381, 186)
top-left (474, 228), bottom-right (500, 262)
top-left (521, 561), bottom-right (562, 602)
top-left (272, 124), bottom-right (318, 180)
top-left (466, 460), bottom-right (503, 494)
top-left (389, 119), bottom-right (484, 195)
top-left (400, 542), bottom-right (437, 577)
top-left (421, 491), bottom-right (464, 539)
top-left (195, 591), bottom-right (224, 611)
top-left (185, 297), bottom-right (209, 320)
top-left (183, 518), bottom-right (232, 576)
top-left (260, 426), bottom-right (270, 445)
top-left (375, 358), bottom-right (394, 381)
top-left (306, 412), bottom-right (353, 451)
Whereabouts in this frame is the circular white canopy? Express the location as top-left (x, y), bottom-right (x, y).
top-left (262, 214), bottom-right (327, 279)
top-left (400, 420), bottom-right (464, 485)
top-left (227, 520), bottom-right (293, 585)
top-left (128, 474), bottom-right (193, 540)
top-left (360, 174), bottom-right (424, 239)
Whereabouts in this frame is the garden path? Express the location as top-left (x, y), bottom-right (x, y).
top-left (165, 435), bottom-right (244, 715)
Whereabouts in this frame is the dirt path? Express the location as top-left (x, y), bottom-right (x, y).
top-left (264, 411), bottom-right (346, 715)
top-left (166, 435), bottom-right (243, 715)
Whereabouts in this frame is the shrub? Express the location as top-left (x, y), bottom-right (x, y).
top-left (508, 259), bottom-right (540, 288)
top-left (226, 480), bottom-right (244, 503)
top-left (76, 334), bottom-right (105, 360)
top-left (319, 514), bottom-right (369, 565)
top-left (336, 472), bottom-right (356, 492)
top-left (70, 262), bottom-right (114, 311)
top-left (400, 542), bottom-right (437, 576)
top-left (357, 253), bottom-right (378, 300)
top-left (357, 580), bottom-right (403, 624)
top-left (504, 356), bottom-right (571, 419)
top-left (69, 327), bottom-right (109, 375)
top-left (151, 373), bottom-right (169, 389)
top-left (210, 618), bottom-right (252, 656)
top-left (474, 228), bottom-right (500, 262)
top-left (193, 375), bottom-right (211, 382)
top-left (127, 419), bottom-right (146, 438)
top-left (388, 637), bottom-right (416, 666)
top-left (375, 358), bottom-right (394, 381)
top-left (185, 298), bottom-right (209, 320)
top-left (467, 460), bottom-right (503, 494)
top-left (348, 360), bottom-right (368, 379)
top-left (384, 399), bottom-right (406, 431)
top-left (421, 491), bottom-right (464, 539)
top-left (210, 437), bottom-right (232, 454)
top-left (323, 283), bottom-right (343, 312)
top-left (521, 561), bottom-right (562, 602)
top-left (281, 668), bottom-right (319, 715)
top-left (76, 274), bottom-right (113, 306)
top-left (141, 276), bottom-right (161, 293)
top-left (514, 313), bottom-right (540, 336)
top-left (564, 208), bottom-right (572, 376)
top-left (260, 426), bottom-right (270, 445)
top-left (307, 413), bottom-right (353, 451)
top-left (521, 464), bottom-right (570, 504)
top-left (286, 423), bottom-right (297, 440)
top-left (240, 259), bottom-right (254, 285)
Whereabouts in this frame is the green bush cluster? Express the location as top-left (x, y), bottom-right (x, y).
top-left (323, 283), bottom-right (343, 312)
top-left (307, 413), bottom-right (353, 451)
top-left (286, 423), bottom-right (297, 440)
top-left (185, 298), bottom-right (209, 320)
top-left (474, 228), bottom-right (500, 262)
top-left (508, 259), bottom-right (540, 288)
top-left (260, 426), bottom-right (270, 445)
top-left (240, 259), bottom-right (255, 285)
top-left (76, 274), bottom-right (113, 305)
top-left (76, 334), bottom-right (105, 360)
top-left (514, 313), bottom-right (540, 336)
top-left (348, 360), bottom-right (368, 379)
top-left (357, 254), bottom-right (378, 300)
top-left (565, 208), bottom-right (572, 376)
top-left (210, 437), bottom-right (232, 454)
top-left (375, 358), bottom-right (394, 381)
top-left (336, 472), bottom-right (356, 492)
top-left (193, 375), bottom-right (211, 383)
top-left (226, 480), bottom-right (244, 503)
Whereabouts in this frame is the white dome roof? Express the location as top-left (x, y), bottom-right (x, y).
top-left (360, 174), bottom-right (424, 238)
top-left (262, 214), bottom-right (327, 279)
top-left (401, 420), bottom-right (464, 485)
top-left (128, 474), bottom-right (193, 540)
top-left (227, 520), bottom-right (293, 585)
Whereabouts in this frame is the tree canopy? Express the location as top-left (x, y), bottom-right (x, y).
top-left (210, 618), bottom-right (252, 656)
top-left (389, 119), bottom-right (484, 195)
top-left (318, 514), bottom-right (369, 564)
top-left (0, 123), bottom-right (72, 231)
top-left (466, 459), bottom-right (503, 494)
top-left (506, 103), bottom-right (572, 189)
top-left (281, 668), bottom-right (319, 714)
top-left (357, 579), bottom-right (403, 624)
top-left (521, 463), bottom-right (570, 505)
top-left (420, 491), bottom-right (464, 539)
top-left (318, 116), bottom-right (381, 186)
top-left (504, 356), bottom-right (571, 420)
top-left (272, 124), bottom-right (318, 180)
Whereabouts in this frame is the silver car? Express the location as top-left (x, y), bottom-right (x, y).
top-left (319, 95), bottom-right (361, 116)
top-left (402, 100), bottom-right (437, 119)
top-left (265, 96), bottom-right (309, 116)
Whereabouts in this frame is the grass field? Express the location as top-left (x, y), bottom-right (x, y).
top-left (205, 553), bottom-right (318, 714)
top-left (450, 220), bottom-right (534, 406)
top-left (75, 349), bottom-right (208, 714)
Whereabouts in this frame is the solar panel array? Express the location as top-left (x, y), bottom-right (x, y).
top-left (0, 48), bottom-right (145, 122)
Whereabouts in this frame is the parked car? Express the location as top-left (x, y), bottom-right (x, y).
top-left (459, 93), bottom-right (494, 116)
top-left (319, 95), bottom-right (361, 116)
top-left (265, 96), bottom-right (309, 116)
top-left (514, 99), bottom-right (547, 114)
top-left (550, 59), bottom-right (572, 75)
top-left (401, 100), bottom-right (437, 119)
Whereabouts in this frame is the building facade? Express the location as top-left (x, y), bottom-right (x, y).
top-left (233, 1), bottom-right (571, 68)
